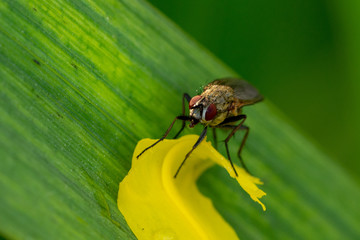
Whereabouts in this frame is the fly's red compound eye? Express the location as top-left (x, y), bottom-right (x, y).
top-left (205, 103), bottom-right (217, 121)
top-left (189, 95), bottom-right (202, 109)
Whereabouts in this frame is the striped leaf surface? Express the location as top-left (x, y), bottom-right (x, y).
top-left (0, 0), bottom-right (359, 239)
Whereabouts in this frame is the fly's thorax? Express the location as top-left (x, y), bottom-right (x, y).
top-left (189, 85), bottom-right (235, 126)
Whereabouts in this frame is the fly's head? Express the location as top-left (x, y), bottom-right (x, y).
top-left (188, 95), bottom-right (217, 128)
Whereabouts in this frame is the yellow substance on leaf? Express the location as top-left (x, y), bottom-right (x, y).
top-left (118, 135), bottom-right (266, 240)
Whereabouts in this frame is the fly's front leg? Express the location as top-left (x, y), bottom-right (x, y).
top-left (137, 115), bottom-right (191, 159)
top-left (174, 126), bottom-right (208, 178)
top-left (173, 93), bottom-right (191, 139)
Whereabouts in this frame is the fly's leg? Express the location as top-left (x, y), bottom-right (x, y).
top-left (136, 115), bottom-right (191, 159)
top-left (237, 125), bottom-right (250, 173)
top-left (212, 128), bottom-right (218, 149)
top-left (173, 93), bottom-right (191, 139)
top-left (223, 124), bottom-right (251, 174)
top-left (174, 127), bottom-right (208, 178)
top-left (218, 114), bottom-right (248, 177)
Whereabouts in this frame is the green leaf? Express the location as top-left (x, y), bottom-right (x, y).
top-left (0, 0), bottom-right (359, 239)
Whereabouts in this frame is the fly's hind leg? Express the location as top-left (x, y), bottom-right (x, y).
top-left (217, 114), bottom-right (251, 177)
top-left (236, 125), bottom-right (250, 174)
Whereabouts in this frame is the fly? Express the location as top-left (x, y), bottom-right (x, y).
top-left (137, 78), bottom-right (263, 178)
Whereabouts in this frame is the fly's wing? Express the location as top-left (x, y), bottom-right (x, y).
top-left (205, 78), bottom-right (263, 106)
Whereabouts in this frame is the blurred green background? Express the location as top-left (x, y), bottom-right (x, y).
top-left (148, 0), bottom-right (360, 182)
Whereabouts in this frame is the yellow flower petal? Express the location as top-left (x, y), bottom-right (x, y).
top-left (118, 135), bottom-right (266, 239)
